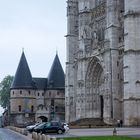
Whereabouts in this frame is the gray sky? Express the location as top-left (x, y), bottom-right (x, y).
top-left (0, 0), bottom-right (67, 114)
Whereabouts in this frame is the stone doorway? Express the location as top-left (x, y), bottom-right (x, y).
top-left (85, 57), bottom-right (105, 119)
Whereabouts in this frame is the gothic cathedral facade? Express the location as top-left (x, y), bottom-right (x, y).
top-left (65, 0), bottom-right (140, 126)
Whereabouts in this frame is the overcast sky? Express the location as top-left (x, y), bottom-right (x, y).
top-left (0, 0), bottom-right (67, 114)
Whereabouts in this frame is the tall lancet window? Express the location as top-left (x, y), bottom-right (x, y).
top-left (18, 105), bottom-right (21, 112)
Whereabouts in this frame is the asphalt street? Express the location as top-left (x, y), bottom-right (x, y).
top-left (0, 127), bottom-right (140, 139)
top-left (0, 128), bottom-right (30, 140)
top-left (46, 127), bottom-right (140, 138)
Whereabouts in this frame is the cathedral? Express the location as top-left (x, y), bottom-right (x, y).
top-left (10, 52), bottom-right (65, 127)
top-left (65, 0), bottom-right (140, 126)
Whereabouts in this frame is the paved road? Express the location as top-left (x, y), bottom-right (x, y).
top-left (1, 127), bottom-right (140, 139)
top-left (47, 127), bottom-right (140, 138)
top-left (0, 128), bottom-right (30, 140)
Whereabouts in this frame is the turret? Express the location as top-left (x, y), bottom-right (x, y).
top-left (48, 54), bottom-right (65, 89)
top-left (11, 52), bottom-right (35, 89)
top-left (10, 52), bottom-right (36, 127)
top-left (46, 54), bottom-right (65, 121)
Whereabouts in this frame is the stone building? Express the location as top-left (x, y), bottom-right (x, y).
top-left (65, 0), bottom-right (140, 126)
top-left (10, 52), bottom-right (65, 127)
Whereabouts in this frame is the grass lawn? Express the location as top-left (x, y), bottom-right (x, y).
top-left (58, 136), bottom-right (140, 140)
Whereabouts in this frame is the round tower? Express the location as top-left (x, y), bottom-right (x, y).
top-left (10, 52), bottom-right (36, 127)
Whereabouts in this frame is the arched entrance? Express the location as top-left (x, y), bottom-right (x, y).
top-left (38, 116), bottom-right (48, 122)
top-left (85, 57), bottom-right (105, 119)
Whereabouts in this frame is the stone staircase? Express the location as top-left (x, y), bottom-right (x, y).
top-left (69, 118), bottom-right (109, 128)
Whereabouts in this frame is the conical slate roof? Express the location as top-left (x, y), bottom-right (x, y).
top-left (47, 54), bottom-right (65, 89)
top-left (11, 52), bottom-right (35, 89)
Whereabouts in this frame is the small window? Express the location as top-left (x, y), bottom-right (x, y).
top-left (18, 105), bottom-right (21, 112)
top-left (119, 37), bottom-right (122, 43)
top-left (49, 92), bottom-right (51, 96)
top-left (31, 105), bottom-right (34, 112)
top-left (118, 74), bottom-right (120, 79)
top-left (51, 99), bottom-right (54, 106)
top-left (28, 90), bottom-right (31, 95)
top-left (20, 90), bottom-right (22, 94)
top-left (38, 92), bottom-right (40, 96)
top-left (57, 92), bottom-right (59, 96)
top-left (42, 92), bottom-right (44, 96)
top-left (55, 106), bottom-right (58, 111)
top-left (117, 61), bottom-right (119, 67)
top-left (13, 91), bottom-right (14, 95)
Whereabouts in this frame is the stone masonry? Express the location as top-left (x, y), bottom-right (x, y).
top-left (65, 0), bottom-right (140, 126)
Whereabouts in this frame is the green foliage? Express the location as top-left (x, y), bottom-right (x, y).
top-left (0, 75), bottom-right (13, 109)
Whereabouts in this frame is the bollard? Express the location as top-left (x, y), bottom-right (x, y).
top-left (46, 135), bottom-right (50, 140)
top-left (21, 129), bottom-right (24, 135)
top-left (34, 132), bottom-right (38, 140)
top-left (38, 133), bottom-right (40, 140)
top-left (32, 132), bottom-right (35, 139)
top-left (42, 134), bottom-right (46, 140)
top-left (15, 128), bottom-right (17, 132)
top-left (19, 129), bottom-right (22, 134)
top-left (38, 133), bottom-right (42, 140)
top-left (23, 129), bottom-right (28, 136)
top-left (113, 127), bottom-right (117, 136)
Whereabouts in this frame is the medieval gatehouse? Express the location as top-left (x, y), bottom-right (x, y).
top-left (10, 52), bottom-right (65, 127)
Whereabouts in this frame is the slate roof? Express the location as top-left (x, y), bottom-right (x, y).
top-left (47, 54), bottom-right (65, 89)
top-left (33, 78), bottom-right (47, 90)
top-left (11, 52), bottom-right (35, 89)
top-left (11, 52), bottom-right (65, 90)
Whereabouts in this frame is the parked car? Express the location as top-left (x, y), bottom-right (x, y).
top-left (26, 122), bottom-right (41, 132)
top-left (63, 123), bottom-right (69, 132)
top-left (33, 121), bottom-right (65, 134)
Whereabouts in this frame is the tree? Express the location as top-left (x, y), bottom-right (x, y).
top-left (0, 75), bottom-right (13, 109)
